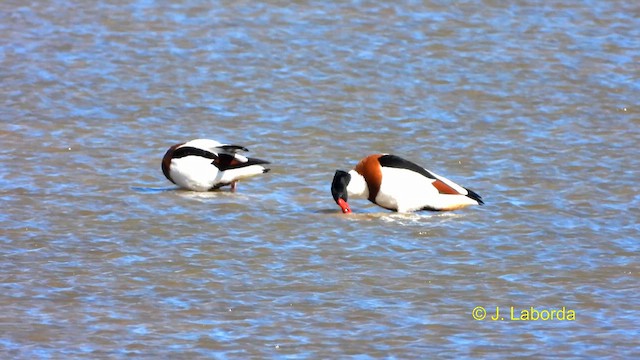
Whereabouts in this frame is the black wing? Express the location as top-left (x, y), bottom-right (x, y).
top-left (212, 154), bottom-right (270, 171)
top-left (171, 146), bottom-right (218, 160)
top-left (378, 154), bottom-right (437, 180)
top-left (218, 144), bottom-right (249, 152)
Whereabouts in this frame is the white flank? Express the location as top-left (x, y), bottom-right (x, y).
top-left (170, 156), bottom-right (220, 191)
top-left (218, 164), bottom-right (268, 183)
top-left (376, 167), bottom-right (478, 212)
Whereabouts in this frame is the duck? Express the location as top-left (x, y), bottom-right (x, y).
top-left (331, 154), bottom-right (483, 213)
top-left (161, 139), bottom-right (270, 192)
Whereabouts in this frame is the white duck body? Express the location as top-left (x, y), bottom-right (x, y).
top-left (162, 139), bottom-right (270, 192)
top-left (334, 154), bottom-right (483, 213)
top-left (373, 167), bottom-right (480, 212)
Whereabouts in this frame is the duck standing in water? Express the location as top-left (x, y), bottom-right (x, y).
top-left (162, 139), bottom-right (270, 192)
top-left (331, 154), bottom-right (483, 213)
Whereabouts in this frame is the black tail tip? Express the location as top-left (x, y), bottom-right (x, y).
top-left (263, 168), bottom-right (271, 173)
top-left (465, 188), bottom-right (484, 205)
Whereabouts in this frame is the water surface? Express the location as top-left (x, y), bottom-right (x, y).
top-left (1, 0), bottom-right (639, 358)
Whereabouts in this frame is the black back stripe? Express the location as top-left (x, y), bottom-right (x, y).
top-left (378, 154), bottom-right (436, 179)
top-left (219, 145), bottom-right (249, 152)
top-left (235, 157), bottom-right (269, 167)
top-left (214, 154), bottom-right (270, 171)
top-left (172, 146), bottom-right (218, 160)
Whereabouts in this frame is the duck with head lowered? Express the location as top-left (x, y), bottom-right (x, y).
top-left (162, 139), bottom-right (270, 192)
top-left (331, 154), bottom-right (483, 213)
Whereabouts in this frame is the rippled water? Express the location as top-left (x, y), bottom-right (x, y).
top-left (2, 0), bottom-right (639, 358)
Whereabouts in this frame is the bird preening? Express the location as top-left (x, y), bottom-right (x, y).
top-left (161, 141), bottom-right (483, 214)
top-left (162, 139), bottom-right (270, 192)
top-left (331, 154), bottom-right (483, 213)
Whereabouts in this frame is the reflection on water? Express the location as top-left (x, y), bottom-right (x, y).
top-left (1, 0), bottom-right (639, 358)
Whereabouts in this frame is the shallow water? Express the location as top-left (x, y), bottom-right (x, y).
top-left (1, 0), bottom-right (639, 358)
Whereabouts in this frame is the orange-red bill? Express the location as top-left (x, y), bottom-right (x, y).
top-left (337, 198), bottom-right (352, 214)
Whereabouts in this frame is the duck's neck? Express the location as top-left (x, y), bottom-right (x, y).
top-left (347, 170), bottom-right (369, 199)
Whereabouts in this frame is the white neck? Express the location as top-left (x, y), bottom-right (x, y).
top-left (347, 170), bottom-right (369, 199)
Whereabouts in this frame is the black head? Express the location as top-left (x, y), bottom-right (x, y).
top-left (331, 170), bottom-right (351, 202)
top-left (331, 170), bottom-right (352, 213)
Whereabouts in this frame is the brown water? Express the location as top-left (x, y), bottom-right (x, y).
top-left (2, 0), bottom-right (639, 358)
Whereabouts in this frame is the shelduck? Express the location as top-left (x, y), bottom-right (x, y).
top-left (331, 154), bottom-right (483, 213)
top-left (162, 139), bottom-right (270, 192)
